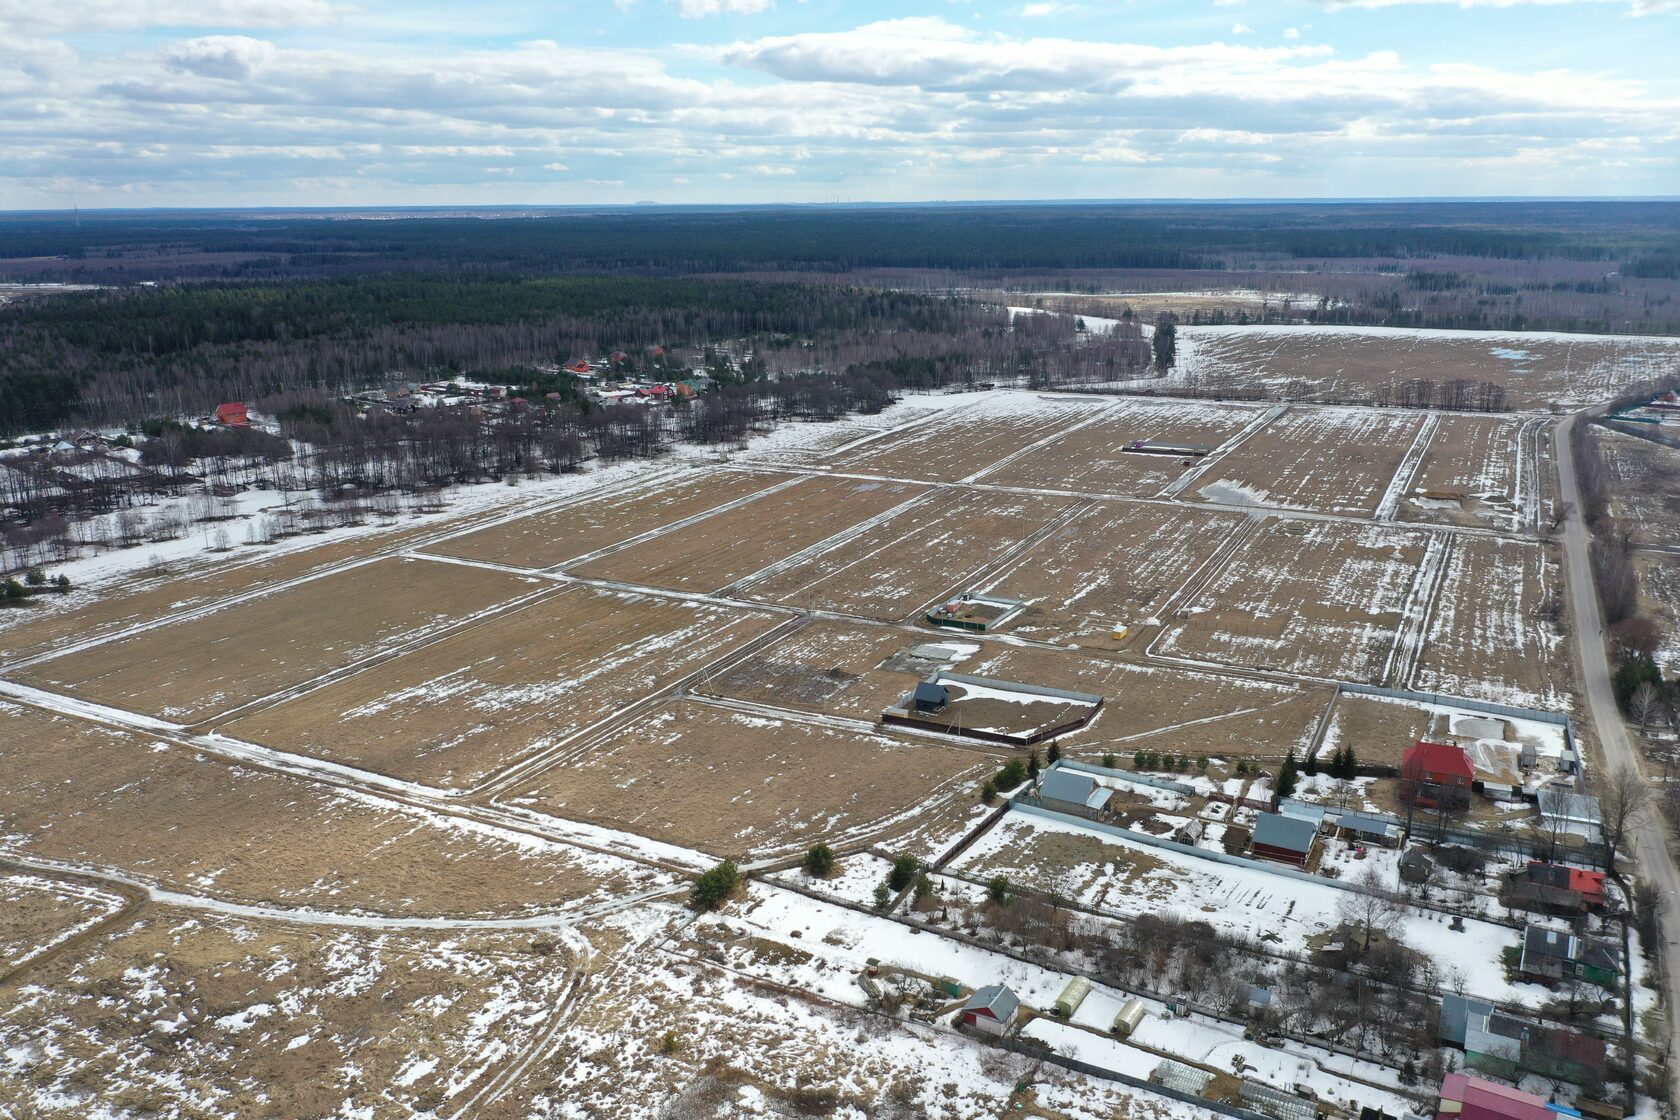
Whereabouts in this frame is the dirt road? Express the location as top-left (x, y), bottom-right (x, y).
top-left (1554, 412), bottom-right (1680, 1099)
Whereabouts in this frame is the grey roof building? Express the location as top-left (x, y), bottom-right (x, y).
top-left (1251, 812), bottom-right (1318, 865)
top-left (1039, 768), bottom-right (1113, 815)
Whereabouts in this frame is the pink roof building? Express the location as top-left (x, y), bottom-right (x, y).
top-left (1436, 1073), bottom-right (1555, 1120)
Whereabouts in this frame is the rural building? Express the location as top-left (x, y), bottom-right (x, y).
top-left (1518, 926), bottom-right (1620, 987)
top-left (925, 592), bottom-right (1026, 633)
top-left (1038, 767), bottom-right (1113, 818)
top-left (960, 984), bottom-right (1019, 1036)
top-left (911, 682), bottom-right (949, 713)
top-left (1250, 812), bottom-right (1317, 866)
top-left (1122, 439), bottom-right (1216, 457)
top-left (1435, 1072), bottom-right (1556, 1120)
top-left (1504, 862), bottom-right (1607, 915)
top-left (1277, 798), bottom-right (1328, 828)
top-left (214, 402), bottom-right (250, 427)
top-left (1239, 1079), bottom-right (1315, 1120)
top-left (1336, 810), bottom-right (1403, 847)
top-left (1399, 848), bottom-right (1435, 885)
top-left (1401, 741), bottom-right (1474, 810)
top-left (1440, 994), bottom-right (1606, 1085)
top-left (563, 358), bottom-right (593, 375)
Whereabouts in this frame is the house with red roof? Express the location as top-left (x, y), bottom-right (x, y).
top-left (1436, 1072), bottom-right (1556, 1120)
top-left (214, 402), bottom-right (250, 427)
top-left (1401, 740), bottom-right (1475, 810)
top-left (563, 359), bottom-right (593, 376)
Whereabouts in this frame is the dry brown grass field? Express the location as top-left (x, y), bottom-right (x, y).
top-left (975, 499), bottom-right (1244, 644)
top-left (830, 396), bottom-right (1097, 481)
top-left (500, 699), bottom-right (990, 860)
top-left (698, 620), bottom-right (928, 720)
top-left (1182, 328), bottom-right (1680, 408)
top-left (740, 489), bottom-right (1077, 620)
top-left (1637, 552), bottom-right (1680, 674)
top-left (569, 475), bottom-right (925, 593)
top-left (226, 586), bottom-right (782, 789)
top-left (426, 469), bottom-right (785, 570)
top-left (1192, 407), bottom-right (1425, 516)
top-left (1413, 537), bottom-right (1569, 711)
top-left (0, 910), bottom-right (581, 1119)
top-left (0, 702), bottom-right (669, 916)
top-left (13, 557), bottom-right (539, 723)
top-left (1152, 518), bottom-right (1429, 680)
top-left (977, 398), bottom-right (1264, 495)
top-left (0, 874), bottom-right (124, 970)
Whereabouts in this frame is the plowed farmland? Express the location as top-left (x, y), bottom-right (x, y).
top-left (13, 557), bottom-right (539, 723)
top-left (979, 398), bottom-right (1265, 495)
top-left (570, 475), bottom-right (924, 593)
top-left (1413, 537), bottom-right (1569, 711)
top-left (1152, 519), bottom-right (1431, 681)
top-left (501, 700), bottom-right (989, 860)
top-left (830, 395), bottom-right (1099, 481)
top-left (976, 500), bottom-right (1244, 645)
top-left (426, 469), bottom-right (786, 570)
top-left (226, 587), bottom-right (783, 789)
top-left (1193, 407), bottom-right (1425, 516)
top-left (740, 489), bottom-right (1077, 620)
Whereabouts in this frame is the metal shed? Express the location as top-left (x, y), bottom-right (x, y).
top-left (1053, 976), bottom-right (1091, 1018)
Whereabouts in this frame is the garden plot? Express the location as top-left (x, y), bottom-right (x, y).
top-left (951, 811), bottom-right (1526, 1002)
top-left (1601, 427), bottom-right (1680, 548)
top-left (1153, 519), bottom-right (1429, 682)
top-left (1637, 553), bottom-right (1680, 673)
top-left (1402, 414), bottom-right (1538, 530)
top-left (13, 556), bottom-right (539, 724)
top-left (0, 873), bottom-right (127, 972)
top-left (697, 620), bottom-right (927, 721)
top-left (1174, 326), bottom-right (1680, 410)
top-left (570, 475), bottom-right (925, 593)
top-left (974, 500), bottom-right (1245, 645)
top-left (0, 702), bottom-right (673, 918)
top-left (0, 908), bottom-right (581, 1120)
top-left (979, 398), bottom-right (1267, 495)
top-left (500, 700), bottom-right (990, 861)
top-left (1322, 691), bottom-right (1568, 783)
top-left (740, 489), bottom-right (1077, 620)
top-left (830, 393), bottom-right (1102, 482)
top-left (1413, 537), bottom-right (1570, 711)
top-left (425, 468), bottom-right (784, 570)
top-left (226, 587), bottom-right (782, 790)
top-left (512, 906), bottom-right (1194, 1120)
top-left (1193, 407), bottom-right (1426, 517)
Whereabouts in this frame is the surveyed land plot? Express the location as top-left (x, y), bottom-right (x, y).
top-left (426, 469), bottom-right (783, 570)
top-left (1638, 552), bottom-right (1680, 674)
top-left (0, 702), bottom-right (672, 918)
top-left (954, 811), bottom-right (1525, 1001)
top-left (1193, 407), bottom-right (1426, 516)
top-left (13, 557), bottom-right (538, 724)
top-left (1601, 426), bottom-right (1680, 548)
top-left (0, 910), bottom-right (581, 1119)
top-left (699, 620), bottom-right (931, 720)
top-left (226, 587), bottom-right (782, 790)
top-left (976, 500), bottom-right (1245, 645)
top-left (740, 489), bottom-right (1078, 620)
top-left (500, 699), bottom-right (990, 861)
top-left (570, 475), bottom-right (924, 593)
top-left (978, 398), bottom-right (1266, 495)
top-left (0, 873), bottom-right (127, 972)
top-left (1402, 414), bottom-right (1537, 529)
top-left (829, 395), bottom-right (1099, 481)
top-left (1177, 325), bottom-right (1680, 409)
top-left (1153, 519), bottom-right (1429, 681)
top-left (1414, 537), bottom-right (1570, 712)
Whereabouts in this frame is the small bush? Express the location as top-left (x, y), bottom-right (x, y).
top-left (887, 853), bottom-right (919, 892)
top-left (913, 872), bottom-right (935, 903)
top-left (802, 843), bottom-right (835, 878)
top-left (24, 569), bottom-right (45, 586)
top-left (987, 875), bottom-right (1011, 905)
top-left (980, 778), bottom-right (998, 804)
top-left (873, 883), bottom-right (892, 910)
top-left (691, 860), bottom-right (741, 910)
top-left (1101, 751), bottom-right (1117, 768)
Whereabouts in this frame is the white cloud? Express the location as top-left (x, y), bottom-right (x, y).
top-left (1230, 21), bottom-right (1254, 32)
top-left (1283, 26), bottom-right (1302, 38)
top-left (0, 0), bottom-right (338, 33)
top-left (673, 0), bottom-right (774, 15)
top-left (161, 36), bottom-right (278, 80)
top-left (1319, 0), bottom-right (1677, 13)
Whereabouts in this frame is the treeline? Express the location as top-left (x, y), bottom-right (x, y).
top-left (5, 200), bottom-right (1677, 281)
top-left (0, 275), bottom-right (1001, 433)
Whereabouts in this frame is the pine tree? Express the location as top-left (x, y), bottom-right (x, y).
top-left (1303, 748), bottom-right (1318, 777)
top-left (1277, 749), bottom-right (1300, 800)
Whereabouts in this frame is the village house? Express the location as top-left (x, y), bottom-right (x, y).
top-left (1517, 925), bottom-right (1620, 987)
top-left (1250, 812), bottom-right (1317, 867)
top-left (214, 402), bottom-right (250, 427)
top-left (960, 984), bottom-right (1019, 1036)
top-left (1504, 862), bottom-right (1607, 916)
top-left (1400, 741), bottom-right (1474, 810)
top-left (1037, 768), bottom-right (1112, 819)
top-left (1435, 1072), bottom-right (1558, 1120)
top-left (1439, 993), bottom-right (1606, 1085)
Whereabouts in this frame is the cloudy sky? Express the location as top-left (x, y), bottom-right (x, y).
top-left (2, 0), bottom-right (1674, 207)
